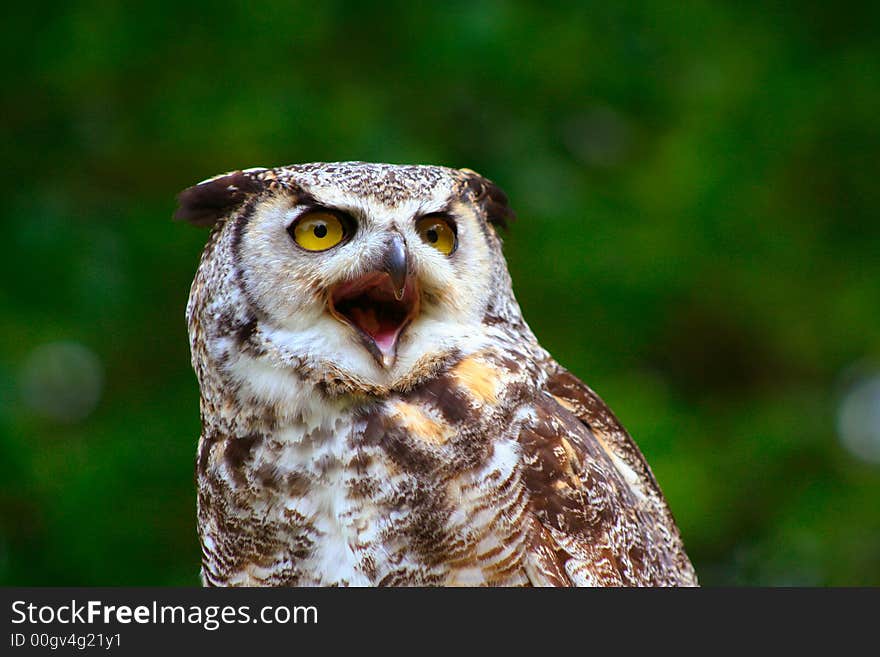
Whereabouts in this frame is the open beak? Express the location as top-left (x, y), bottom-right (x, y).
top-left (328, 234), bottom-right (418, 367)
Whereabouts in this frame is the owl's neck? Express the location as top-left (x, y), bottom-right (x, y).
top-left (196, 317), bottom-right (538, 441)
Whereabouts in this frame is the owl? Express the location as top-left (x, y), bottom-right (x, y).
top-left (176, 162), bottom-right (698, 587)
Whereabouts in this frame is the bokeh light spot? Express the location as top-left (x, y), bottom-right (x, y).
top-left (837, 372), bottom-right (880, 464)
top-left (20, 342), bottom-right (103, 424)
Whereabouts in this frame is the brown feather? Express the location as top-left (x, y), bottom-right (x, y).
top-left (520, 366), bottom-right (699, 586)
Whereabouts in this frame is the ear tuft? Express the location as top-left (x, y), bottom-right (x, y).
top-left (174, 171), bottom-right (265, 227)
top-left (461, 169), bottom-right (516, 230)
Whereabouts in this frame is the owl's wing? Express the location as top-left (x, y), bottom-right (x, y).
top-left (520, 363), bottom-right (697, 586)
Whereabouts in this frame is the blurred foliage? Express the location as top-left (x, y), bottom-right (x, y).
top-left (1, 0), bottom-right (879, 586)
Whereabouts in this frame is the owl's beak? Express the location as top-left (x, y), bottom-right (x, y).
top-left (328, 234), bottom-right (418, 368)
top-left (382, 233), bottom-right (408, 301)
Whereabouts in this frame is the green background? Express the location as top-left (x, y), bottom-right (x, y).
top-left (2, 1), bottom-right (879, 586)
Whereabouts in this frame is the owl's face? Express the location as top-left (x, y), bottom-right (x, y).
top-left (180, 163), bottom-right (517, 396)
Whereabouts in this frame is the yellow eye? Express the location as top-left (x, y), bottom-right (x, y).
top-left (416, 215), bottom-right (456, 255)
top-left (291, 211), bottom-right (347, 251)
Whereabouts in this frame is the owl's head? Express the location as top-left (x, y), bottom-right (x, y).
top-left (177, 162), bottom-right (522, 408)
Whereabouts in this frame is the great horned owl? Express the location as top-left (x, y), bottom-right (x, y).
top-left (176, 162), bottom-right (698, 587)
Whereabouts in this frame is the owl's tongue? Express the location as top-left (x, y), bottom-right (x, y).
top-left (346, 306), bottom-right (398, 353)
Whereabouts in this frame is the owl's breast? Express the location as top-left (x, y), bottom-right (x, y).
top-left (352, 349), bottom-right (542, 585)
top-left (197, 347), bottom-right (545, 586)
